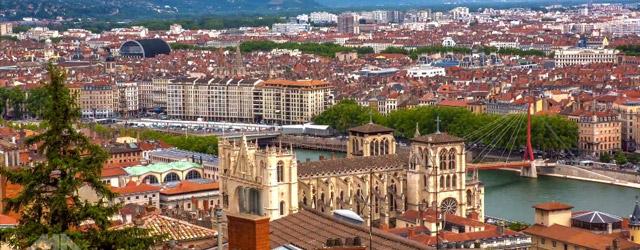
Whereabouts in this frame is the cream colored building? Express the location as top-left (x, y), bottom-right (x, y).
top-left (554, 48), bottom-right (618, 67)
top-left (258, 79), bottom-right (333, 125)
top-left (567, 111), bottom-right (621, 157)
top-left (165, 78), bottom-right (333, 124)
top-left (612, 100), bottom-right (640, 150)
top-left (167, 77), bottom-right (260, 122)
top-left (69, 82), bottom-right (116, 118)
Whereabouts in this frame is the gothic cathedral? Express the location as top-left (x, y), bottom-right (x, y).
top-left (220, 123), bottom-right (484, 224)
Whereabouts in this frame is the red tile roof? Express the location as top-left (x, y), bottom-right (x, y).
top-left (160, 181), bottom-right (219, 195)
top-left (524, 224), bottom-right (639, 250)
top-left (533, 202), bottom-right (574, 211)
top-left (112, 181), bottom-right (160, 195)
top-left (0, 214), bottom-right (18, 226)
top-left (101, 167), bottom-right (128, 177)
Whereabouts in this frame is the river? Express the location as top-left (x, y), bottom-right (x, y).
top-left (295, 149), bottom-right (640, 223)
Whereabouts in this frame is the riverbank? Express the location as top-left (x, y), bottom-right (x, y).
top-left (497, 165), bottom-right (640, 189)
top-left (537, 172), bottom-right (640, 189)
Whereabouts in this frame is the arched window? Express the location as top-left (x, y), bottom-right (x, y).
top-left (423, 175), bottom-right (427, 187)
top-left (163, 172), bottom-right (180, 183)
top-left (440, 176), bottom-right (445, 189)
top-left (277, 161), bottom-right (284, 182)
top-left (422, 148), bottom-right (429, 167)
top-left (185, 170), bottom-right (201, 180)
top-left (142, 175), bottom-right (159, 184)
top-left (369, 140), bottom-right (376, 156)
top-left (303, 192), bottom-right (308, 206)
top-left (382, 139), bottom-right (389, 155)
top-left (439, 149), bottom-right (448, 170)
top-left (452, 174), bottom-right (457, 189)
top-left (446, 175), bottom-right (451, 189)
top-left (280, 201), bottom-right (286, 216)
top-left (466, 190), bottom-right (473, 206)
top-left (449, 149), bottom-right (457, 170)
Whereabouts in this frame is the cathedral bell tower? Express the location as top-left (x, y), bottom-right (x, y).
top-left (219, 136), bottom-right (298, 221)
top-left (406, 121), bottom-right (481, 220)
top-left (346, 123), bottom-right (396, 158)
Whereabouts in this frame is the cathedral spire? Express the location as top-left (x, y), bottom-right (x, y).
top-left (235, 45), bottom-right (243, 68)
top-left (414, 122), bottom-right (421, 137)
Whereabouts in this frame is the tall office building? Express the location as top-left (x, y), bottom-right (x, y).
top-left (337, 13), bottom-right (360, 34)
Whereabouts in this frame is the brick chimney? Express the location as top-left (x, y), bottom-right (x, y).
top-left (227, 213), bottom-right (270, 250)
top-left (407, 227), bottom-right (417, 238)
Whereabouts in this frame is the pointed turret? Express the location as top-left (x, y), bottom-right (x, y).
top-left (414, 122), bottom-right (421, 138)
top-left (629, 198), bottom-right (640, 243)
top-left (631, 200), bottom-right (640, 226)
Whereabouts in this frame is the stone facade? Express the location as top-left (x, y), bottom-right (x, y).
top-left (220, 124), bottom-right (485, 226)
top-left (220, 136), bottom-right (299, 221)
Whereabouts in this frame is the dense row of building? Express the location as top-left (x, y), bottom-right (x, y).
top-left (69, 78), bottom-right (334, 124)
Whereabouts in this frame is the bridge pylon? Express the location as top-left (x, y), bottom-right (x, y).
top-left (520, 160), bottom-right (538, 178)
top-left (520, 102), bottom-right (538, 178)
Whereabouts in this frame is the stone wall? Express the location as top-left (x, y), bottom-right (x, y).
top-left (587, 168), bottom-right (640, 183)
top-left (537, 164), bottom-right (616, 182)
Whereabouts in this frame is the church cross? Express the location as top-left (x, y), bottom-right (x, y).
top-left (436, 115), bottom-right (441, 134)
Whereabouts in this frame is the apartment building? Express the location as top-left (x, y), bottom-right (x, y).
top-left (554, 48), bottom-right (618, 67)
top-left (165, 77), bottom-right (333, 124)
top-left (567, 111), bottom-right (621, 157)
top-left (69, 82), bottom-right (116, 118)
top-left (612, 100), bottom-right (640, 151)
top-left (152, 77), bottom-right (172, 111)
top-left (137, 79), bottom-right (154, 111)
top-left (167, 77), bottom-right (260, 122)
top-left (359, 96), bottom-right (398, 115)
top-left (114, 82), bottom-right (139, 117)
top-left (258, 79), bottom-right (334, 124)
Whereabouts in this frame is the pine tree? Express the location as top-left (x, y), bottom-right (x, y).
top-left (0, 63), bottom-right (162, 249)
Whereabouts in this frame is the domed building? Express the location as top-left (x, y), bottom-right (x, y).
top-left (119, 38), bottom-right (171, 58)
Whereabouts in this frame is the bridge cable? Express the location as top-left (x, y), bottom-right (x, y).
top-left (500, 113), bottom-right (527, 163)
top-left (463, 115), bottom-right (511, 142)
top-left (541, 118), bottom-right (576, 158)
top-left (473, 114), bottom-right (523, 163)
top-left (465, 115), bottom-right (514, 151)
top-left (475, 114), bottom-right (523, 163)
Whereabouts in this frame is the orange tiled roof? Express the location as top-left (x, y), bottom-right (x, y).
top-left (523, 224), bottom-right (639, 250)
top-left (112, 181), bottom-right (160, 195)
top-left (112, 213), bottom-right (216, 242)
top-left (0, 214), bottom-right (18, 226)
top-left (533, 202), bottom-right (574, 211)
top-left (160, 181), bottom-right (219, 195)
top-left (101, 167), bottom-right (128, 177)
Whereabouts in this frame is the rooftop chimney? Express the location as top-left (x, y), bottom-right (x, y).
top-left (227, 213), bottom-right (270, 250)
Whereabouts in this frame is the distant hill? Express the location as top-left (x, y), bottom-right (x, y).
top-left (1, 0), bottom-right (635, 20)
top-left (0, 0), bottom-right (321, 20)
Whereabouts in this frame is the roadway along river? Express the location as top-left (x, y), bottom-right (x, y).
top-left (295, 149), bottom-right (640, 223)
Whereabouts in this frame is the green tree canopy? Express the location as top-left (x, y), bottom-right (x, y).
top-left (313, 99), bottom-right (382, 133)
top-left (314, 105), bottom-right (578, 152)
top-left (0, 63), bottom-right (162, 249)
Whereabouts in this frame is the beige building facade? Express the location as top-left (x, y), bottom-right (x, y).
top-left (165, 78), bottom-right (333, 124)
top-left (568, 111), bottom-right (621, 157)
